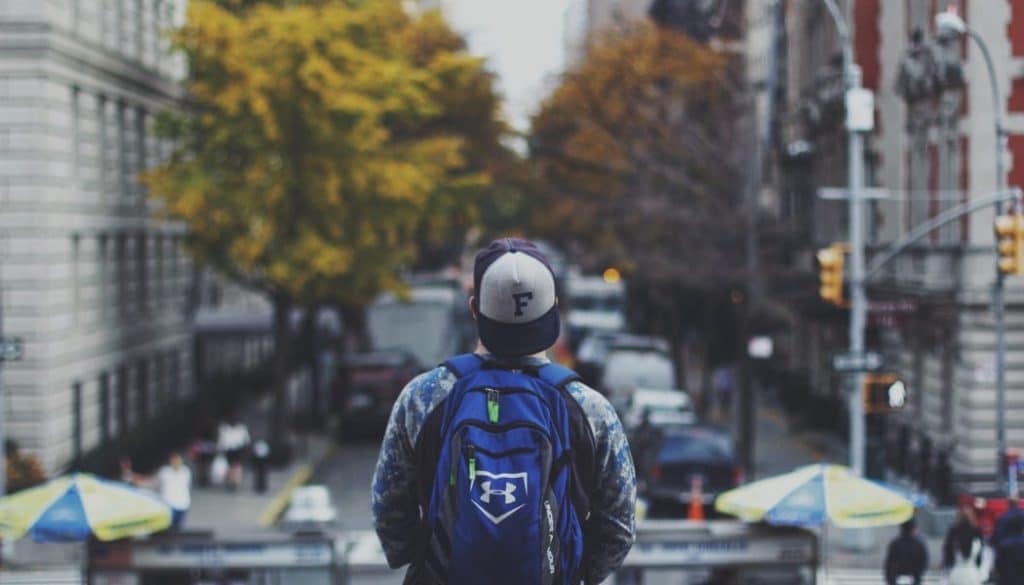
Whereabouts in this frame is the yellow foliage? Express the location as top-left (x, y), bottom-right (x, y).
top-left (145, 0), bottom-right (501, 306)
top-left (529, 21), bottom-right (737, 277)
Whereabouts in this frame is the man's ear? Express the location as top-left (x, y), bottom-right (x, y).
top-left (469, 296), bottom-right (478, 320)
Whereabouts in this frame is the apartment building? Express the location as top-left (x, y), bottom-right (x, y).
top-left (775, 0), bottom-right (1024, 490)
top-left (0, 0), bottom-right (193, 474)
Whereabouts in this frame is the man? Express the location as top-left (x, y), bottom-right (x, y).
top-left (372, 238), bottom-right (636, 584)
top-left (884, 518), bottom-right (929, 585)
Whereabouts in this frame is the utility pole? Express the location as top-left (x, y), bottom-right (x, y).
top-left (822, 0), bottom-right (871, 476)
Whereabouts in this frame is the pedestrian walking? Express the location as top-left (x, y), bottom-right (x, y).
top-left (131, 452), bottom-right (192, 531)
top-left (884, 518), bottom-right (929, 585)
top-left (372, 238), bottom-right (636, 585)
top-left (251, 439), bottom-right (270, 494)
top-left (944, 504), bottom-right (987, 585)
top-left (217, 415), bottom-right (250, 490)
top-left (712, 365), bottom-right (734, 421)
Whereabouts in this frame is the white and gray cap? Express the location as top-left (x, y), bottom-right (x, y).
top-left (472, 238), bottom-right (560, 357)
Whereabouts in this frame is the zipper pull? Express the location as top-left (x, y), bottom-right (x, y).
top-left (487, 389), bottom-right (500, 424)
top-left (468, 445), bottom-right (477, 482)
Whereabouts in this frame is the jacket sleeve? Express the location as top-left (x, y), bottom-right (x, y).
top-left (371, 382), bottom-right (422, 569)
top-left (582, 394), bottom-right (637, 585)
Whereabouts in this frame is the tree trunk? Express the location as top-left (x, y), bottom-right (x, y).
top-left (340, 304), bottom-right (371, 353)
top-left (269, 294), bottom-right (292, 457)
top-left (302, 307), bottom-right (325, 430)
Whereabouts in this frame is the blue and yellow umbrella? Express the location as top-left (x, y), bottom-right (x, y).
top-left (0, 473), bottom-right (172, 542)
top-left (715, 463), bottom-right (918, 528)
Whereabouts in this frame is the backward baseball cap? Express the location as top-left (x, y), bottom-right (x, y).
top-left (473, 238), bottom-right (560, 357)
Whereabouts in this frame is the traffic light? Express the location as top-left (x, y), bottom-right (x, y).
top-left (863, 374), bottom-right (908, 414)
top-left (994, 214), bottom-right (1024, 275)
top-left (816, 244), bottom-right (845, 305)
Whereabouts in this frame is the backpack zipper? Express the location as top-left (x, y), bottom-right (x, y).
top-left (467, 445), bottom-right (477, 482)
top-left (486, 388), bottom-right (500, 423)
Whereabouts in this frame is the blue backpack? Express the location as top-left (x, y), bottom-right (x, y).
top-left (412, 353), bottom-right (596, 585)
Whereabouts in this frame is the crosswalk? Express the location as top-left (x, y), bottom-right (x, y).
top-left (820, 568), bottom-right (944, 584)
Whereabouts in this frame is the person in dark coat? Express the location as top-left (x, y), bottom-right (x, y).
top-left (885, 518), bottom-right (929, 585)
top-left (995, 498), bottom-right (1024, 584)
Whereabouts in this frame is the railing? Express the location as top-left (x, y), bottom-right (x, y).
top-left (86, 522), bottom-right (820, 585)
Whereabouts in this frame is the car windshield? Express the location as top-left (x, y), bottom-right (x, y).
top-left (658, 431), bottom-right (733, 462)
top-left (368, 302), bottom-right (454, 367)
top-left (573, 296), bottom-right (624, 312)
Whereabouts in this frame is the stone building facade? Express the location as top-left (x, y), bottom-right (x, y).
top-left (0, 0), bottom-right (193, 474)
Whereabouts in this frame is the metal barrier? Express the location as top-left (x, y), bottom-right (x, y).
top-left (86, 521), bottom-right (818, 584)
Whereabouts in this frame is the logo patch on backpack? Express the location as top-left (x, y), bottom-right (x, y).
top-left (471, 470), bottom-right (528, 525)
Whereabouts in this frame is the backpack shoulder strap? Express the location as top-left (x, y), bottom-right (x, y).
top-left (441, 353), bottom-right (484, 379)
top-left (536, 362), bottom-right (581, 388)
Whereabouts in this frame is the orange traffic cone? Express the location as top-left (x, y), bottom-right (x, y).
top-left (688, 476), bottom-right (705, 521)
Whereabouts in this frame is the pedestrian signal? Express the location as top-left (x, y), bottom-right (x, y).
top-left (863, 374), bottom-right (908, 414)
top-left (994, 214), bottom-right (1024, 275)
top-left (817, 244), bottom-right (846, 305)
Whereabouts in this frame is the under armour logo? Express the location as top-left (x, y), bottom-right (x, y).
top-left (512, 292), bottom-right (533, 317)
top-left (480, 481), bottom-right (517, 505)
top-left (471, 470), bottom-right (528, 525)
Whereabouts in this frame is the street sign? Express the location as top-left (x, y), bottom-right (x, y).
top-left (0, 337), bottom-right (23, 362)
top-left (832, 351), bottom-right (883, 372)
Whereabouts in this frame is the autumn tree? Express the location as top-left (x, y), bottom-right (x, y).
top-left (145, 0), bottom-right (502, 445)
top-left (529, 22), bottom-right (747, 375)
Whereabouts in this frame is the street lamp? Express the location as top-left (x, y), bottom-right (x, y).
top-left (935, 5), bottom-right (1010, 494)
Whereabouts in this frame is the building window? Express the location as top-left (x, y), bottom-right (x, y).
top-left (97, 95), bottom-right (108, 201)
top-left (136, 107), bottom-right (147, 198)
top-left (134, 0), bottom-right (144, 60)
top-left (153, 0), bottom-right (162, 69)
top-left (170, 351), bottom-right (180, 402)
top-left (136, 358), bottom-right (149, 422)
top-left (136, 233), bottom-right (147, 312)
top-left (71, 234), bottom-right (81, 326)
top-left (99, 372), bottom-right (111, 442)
top-left (116, 234), bottom-right (127, 315)
top-left (154, 235), bottom-right (163, 310)
top-left (71, 87), bottom-right (81, 191)
top-left (117, 364), bottom-right (129, 433)
top-left (117, 101), bottom-right (130, 199)
top-left (72, 382), bottom-right (83, 464)
top-left (98, 234), bottom-right (109, 318)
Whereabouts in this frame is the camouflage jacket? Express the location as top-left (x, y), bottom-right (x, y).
top-left (371, 356), bottom-right (637, 584)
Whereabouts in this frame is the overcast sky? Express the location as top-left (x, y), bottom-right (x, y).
top-left (442, 0), bottom-right (574, 134)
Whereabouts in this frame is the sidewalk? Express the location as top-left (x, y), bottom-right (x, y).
top-left (186, 392), bottom-right (334, 536)
top-left (752, 396), bottom-right (948, 573)
top-left (1, 392), bottom-right (333, 576)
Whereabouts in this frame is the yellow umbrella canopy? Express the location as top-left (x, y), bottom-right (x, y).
top-left (715, 464), bottom-right (916, 528)
top-left (0, 473), bottom-right (172, 542)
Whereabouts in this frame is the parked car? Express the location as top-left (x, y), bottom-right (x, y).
top-left (282, 485), bottom-right (337, 527)
top-left (620, 388), bottom-right (696, 432)
top-left (576, 332), bottom-right (673, 391)
top-left (600, 345), bottom-right (676, 405)
top-left (635, 425), bottom-right (742, 519)
top-left (333, 350), bottom-right (420, 437)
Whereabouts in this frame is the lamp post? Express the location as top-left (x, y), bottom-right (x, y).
top-left (935, 6), bottom-right (1010, 493)
top-left (822, 0), bottom-right (871, 477)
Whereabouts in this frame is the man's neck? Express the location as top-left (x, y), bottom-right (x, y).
top-left (475, 342), bottom-right (548, 361)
